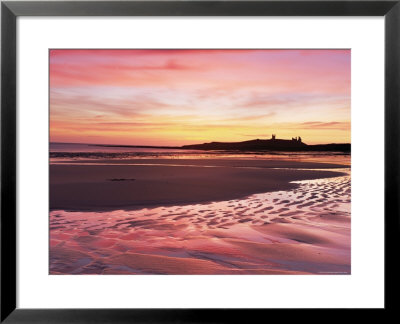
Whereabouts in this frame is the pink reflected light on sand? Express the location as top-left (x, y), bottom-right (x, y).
top-left (50, 171), bottom-right (350, 275)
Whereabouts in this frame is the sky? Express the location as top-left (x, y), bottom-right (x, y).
top-left (50, 49), bottom-right (350, 146)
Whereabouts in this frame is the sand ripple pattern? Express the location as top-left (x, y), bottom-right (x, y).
top-left (50, 174), bottom-right (350, 275)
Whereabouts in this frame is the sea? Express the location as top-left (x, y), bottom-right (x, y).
top-left (50, 142), bottom-right (351, 165)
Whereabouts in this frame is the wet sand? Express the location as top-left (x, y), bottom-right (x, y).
top-left (50, 158), bottom-right (351, 275)
top-left (50, 159), bottom-right (347, 211)
top-left (50, 172), bottom-right (351, 274)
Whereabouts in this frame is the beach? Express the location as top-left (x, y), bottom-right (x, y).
top-left (50, 156), bottom-right (351, 274)
top-left (50, 159), bottom-right (347, 211)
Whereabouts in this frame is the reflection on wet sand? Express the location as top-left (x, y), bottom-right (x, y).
top-left (50, 171), bottom-right (350, 275)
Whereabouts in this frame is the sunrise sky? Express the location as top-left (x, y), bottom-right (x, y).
top-left (50, 49), bottom-right (350, 146)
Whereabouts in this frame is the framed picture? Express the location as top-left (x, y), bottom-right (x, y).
top-left (1, 0), bottom-right (398, 321)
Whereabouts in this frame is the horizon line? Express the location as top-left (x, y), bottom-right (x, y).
top-left (50, 139), bottom-right (351, 147)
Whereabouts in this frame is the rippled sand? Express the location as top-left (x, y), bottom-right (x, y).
top-left (50, 170), bottom-right (350, 275)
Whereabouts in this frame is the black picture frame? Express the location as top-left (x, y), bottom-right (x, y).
top-left (1, 0), bottom-right (399, 322)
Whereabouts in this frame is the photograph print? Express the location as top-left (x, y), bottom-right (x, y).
top-left (49, 49), bottom-right (351, 275)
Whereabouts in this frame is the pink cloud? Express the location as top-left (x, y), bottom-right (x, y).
top-left (50, 49), bottom-right (351, 145)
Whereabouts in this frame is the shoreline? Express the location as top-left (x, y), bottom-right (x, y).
top-left (51, 158), bottom-right (350, 168)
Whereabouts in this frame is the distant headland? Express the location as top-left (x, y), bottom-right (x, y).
top-left (89, 134), bottom-right (351, 153)
top-left (181, 134), bottom-right (350, 152)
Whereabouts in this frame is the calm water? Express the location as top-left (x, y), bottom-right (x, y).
top-left (50, 142), bottom-right (351, 165)
top-left (50, 142), bottom-right (198, 153)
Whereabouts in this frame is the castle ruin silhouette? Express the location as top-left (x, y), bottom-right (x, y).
top-left (271, 134), bottom-right (302, 143)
